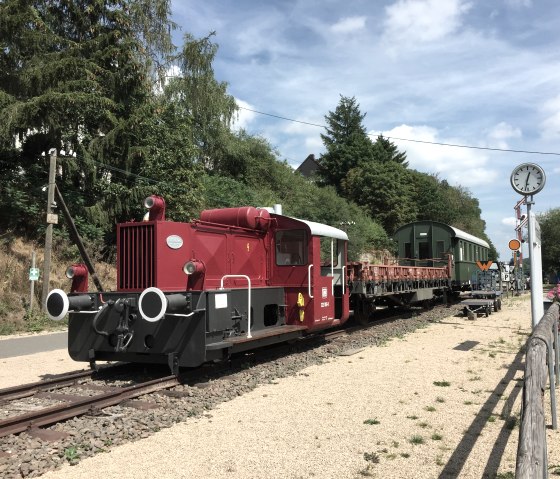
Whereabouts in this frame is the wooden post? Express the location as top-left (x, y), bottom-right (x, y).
top-left (41, 149), bottom-right (57, 310)
top-left (55, 185), bottom-right (104, 292)
top-left (516, 303), bottom-right (559, 478)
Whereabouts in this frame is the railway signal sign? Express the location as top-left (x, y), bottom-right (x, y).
top-left (508, 239), bottom-right (521, 251)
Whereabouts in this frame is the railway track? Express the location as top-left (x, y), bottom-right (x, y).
top-left (0, 366), bottom-right (181, 439)
top-left (0, 302), bottom-right (456, 441)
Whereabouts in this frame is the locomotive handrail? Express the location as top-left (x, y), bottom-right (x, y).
top-left (342, 266), bottom-right (346, 295)
top-left (308, 265), bottom-right (314, 299)
top-left (220, 275), bottom-right (252, 339)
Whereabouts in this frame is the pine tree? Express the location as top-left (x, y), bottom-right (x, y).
top-left (0, 0), bottom-right (175, 237)
top-left (372, 135), bottom-right (408, 167)
top-left (318, 95), bottom-right (375, 192)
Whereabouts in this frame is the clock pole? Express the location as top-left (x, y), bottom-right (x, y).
top-left (526, 195), bottom-right (544, 327)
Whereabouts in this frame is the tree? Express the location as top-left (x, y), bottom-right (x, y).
top-left (538, 208), bottom-right (560, 278)
top-left (0, 0), bottom-right (175, 237)
top-left (372, 135), bottom-right (408, 167)
top-left (342, 161), bottom-right (418, 234)
top-left (318, 95), bottom-right (375, 192)
top-left (167, 32), bottom-right (238, 171)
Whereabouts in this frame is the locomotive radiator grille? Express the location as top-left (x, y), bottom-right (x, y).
top-left (118, 224), bottom-right (155, 290)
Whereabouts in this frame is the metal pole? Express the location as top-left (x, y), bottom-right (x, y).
top-left (527, 197), bottom-right (545, 328)
top-left (29, 250), bottom-right (36, 311)
top-left (41, 149), bottom-right (57, 310)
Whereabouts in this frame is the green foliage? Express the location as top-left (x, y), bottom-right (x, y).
top-left (538, 208), bottom-right (560, 276)
top-left (0, 0), bottom-right (176, 240)
top-left (343, 161), bottom-right (417, 234)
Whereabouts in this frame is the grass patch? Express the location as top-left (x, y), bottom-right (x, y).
top-left (425, 406), bottom-right (436, 412)
top-left (409, 435), bottom-right (425, 445)
top-left (431, 433), bottom-right (443, 441)
top-left (363, 452), bottom-right (380, 463)
top-left (418, 421), bottom-right (430, 428)
top-left (406, 415), bottom-right (419, 420)
top-left (433, 380), bottom-right (451, 387)
top-left (464, 400), bottom-right (473, 405)
top-left (436, 396), bottom-right (445, 403)
top-left (363, 418), bottom-right (380, 425)
top-left (400, 452), bottom-right (410, 458)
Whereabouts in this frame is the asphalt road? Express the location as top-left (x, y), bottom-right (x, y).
top-left (0, 331), bottom-right (67, 359)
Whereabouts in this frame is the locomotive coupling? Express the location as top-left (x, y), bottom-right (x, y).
top-left (138, 287), bottom-right (193, 322)
top-left (46, 289), bottom-right (94, 321)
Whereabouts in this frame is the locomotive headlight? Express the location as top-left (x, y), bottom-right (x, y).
top-left (65, 266), bottom-right (75, 279)
top-left (183, 260), bottom-right (205, 276)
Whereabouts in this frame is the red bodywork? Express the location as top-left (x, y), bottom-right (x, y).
top-left (116, 207), bottom-right (351, 331)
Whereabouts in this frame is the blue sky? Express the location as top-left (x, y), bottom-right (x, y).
top-left (171, 0), bottom-right (560, 261)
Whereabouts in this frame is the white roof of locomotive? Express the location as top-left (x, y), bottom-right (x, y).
top-left (295, 218), bottom-right (349, 240)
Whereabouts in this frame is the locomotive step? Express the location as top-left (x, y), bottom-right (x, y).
top-left (207, 325), bottom-right (308, 354)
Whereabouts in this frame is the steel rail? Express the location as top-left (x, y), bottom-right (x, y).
top-left (0, 374), bottom-right (180, 438)
top-left (0, 369), bottom-right (94, 402)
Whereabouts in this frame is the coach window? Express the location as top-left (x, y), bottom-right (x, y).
top-left (276, 230), bottom-right (307, 266)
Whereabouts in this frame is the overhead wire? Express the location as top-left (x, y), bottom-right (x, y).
top-left (238, 106), bottom-right (560, 157)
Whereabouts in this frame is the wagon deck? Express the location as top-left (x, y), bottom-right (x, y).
top-left (461, 290), bottom-right (502, 320)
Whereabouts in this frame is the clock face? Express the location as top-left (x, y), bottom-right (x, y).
top-left (511, 163), bottom-right (546, 195)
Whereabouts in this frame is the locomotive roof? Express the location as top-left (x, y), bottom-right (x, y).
top-left (297, 219), bottom-right (349, 240)
top-left (275, 215), bottom-right (348, 240)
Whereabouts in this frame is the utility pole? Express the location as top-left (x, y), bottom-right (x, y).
top-left (41, 149), bottom-right (58, 310)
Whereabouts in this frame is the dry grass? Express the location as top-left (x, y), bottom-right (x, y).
top-left (0, 235), bottom-right (116, 334)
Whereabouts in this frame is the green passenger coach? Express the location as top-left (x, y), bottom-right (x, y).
top-left (393, 221), bottom-right (490, 291)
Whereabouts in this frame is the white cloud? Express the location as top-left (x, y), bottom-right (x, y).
top-left (383, 0), bottom-right (472, 44)
top-left (330, 16), bottom-right (367, 34)
top-left (486, 122), bottom-right (522, 149)
top-left (378, 124), bottom-right (497, 187)
top-left (540, 95), bottom-right (560, 140)
top-left (501, 217), bottom-right (517, 226)
top-left (232, 98), bottom-right (257, 130)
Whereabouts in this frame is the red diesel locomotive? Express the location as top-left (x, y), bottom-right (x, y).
top-left (46, 196), bottom-right (451, 373)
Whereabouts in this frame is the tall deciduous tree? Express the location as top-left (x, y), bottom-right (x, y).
top-left (318, 95), bottom-right (375, 192)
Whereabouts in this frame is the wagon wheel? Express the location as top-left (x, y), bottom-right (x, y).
top-left (485, 306), bottom-right (489, 317)
top-left (354, 299), bottom-right (375, 326)
top-left (493, 300), bottom-right (499, 312)
top-left (497, 299), bottom-right (502, 310)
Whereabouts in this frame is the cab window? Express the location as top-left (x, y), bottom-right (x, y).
top-left (276, 230), bottom-right (307, 265)
top-left (320, 236), bottom-right (338, 267)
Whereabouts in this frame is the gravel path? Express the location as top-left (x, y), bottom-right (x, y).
top-left (2, 295), bottom-right (560, 478)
